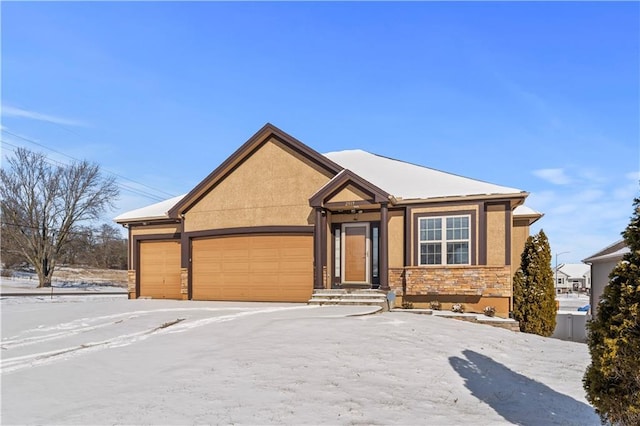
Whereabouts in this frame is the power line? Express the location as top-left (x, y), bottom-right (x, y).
top-left (1, 128), bottom-right (177, 199)
top-left (1, 140), bottom-right (166, 202)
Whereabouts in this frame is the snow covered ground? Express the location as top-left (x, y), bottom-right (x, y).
top-left (556, 293), bottom-right (591, 312)
top-left (1, 297), bottom-right (599, 425)
top-left (0, 272), bottom-right (127, 295)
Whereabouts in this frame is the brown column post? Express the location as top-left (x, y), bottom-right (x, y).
top-left (314, 208), bottom-right (323, 289)
top-left (380, 203), bottom-right (390, 291)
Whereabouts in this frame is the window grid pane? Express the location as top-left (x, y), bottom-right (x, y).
top-left (419, 215), bottom-right (470, 265)
top-left (447, 242), bottom-right (469, 265)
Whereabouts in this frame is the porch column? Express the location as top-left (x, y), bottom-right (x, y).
top-left (314, 207), bottom-right (324, 289)
top-left (380, 202), bottom-right (390, 291)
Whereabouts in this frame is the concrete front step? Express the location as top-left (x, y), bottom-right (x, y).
top-left (309, 294), bottom-right (387, 300)
top-left (312, 289), bottom-right (385, 295)
top-left (308, 289), bottom-right (390, 311)
top-left (309, 298), bottom-right (388, 304)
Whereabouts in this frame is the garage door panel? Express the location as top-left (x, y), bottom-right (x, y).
top-left (139, 240), bottom-right (181, 299)
top-left (192, 235), bottom-right (312, 302)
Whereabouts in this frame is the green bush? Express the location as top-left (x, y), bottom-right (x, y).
top-left (583, 196), bottom-right (640, 425)
top-left (512, 230), bottom-right (556, 336)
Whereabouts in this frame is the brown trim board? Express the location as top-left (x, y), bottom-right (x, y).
top-left (185, 225), bottom-right (314, 240)
top-left (404, 207), bottom-right (411, 267)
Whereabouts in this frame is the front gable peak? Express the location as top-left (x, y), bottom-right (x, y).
top-left (168, 123), bottom-right (343, 218)
top-left (309, 169), bottom-right (392, 208)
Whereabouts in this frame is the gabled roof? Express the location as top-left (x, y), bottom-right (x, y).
top-left (554, 263), bottom-right (590, 279)
top-left (309, 169), bottom-right (391, 208)
top-left (583, 240), bottom-right (629, 263)
top-left (323, 149), bottom-right (526, 201)
top-left (167, 123), bottom-right (344, 218)
top-left (513, 205), bottom-right (544, 225)
top-left (114, 194), bottom-right (185, 224)
top-left (115, 125), bottom-right (536, 225)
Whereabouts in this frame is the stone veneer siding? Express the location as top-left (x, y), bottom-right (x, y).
top-left (389, 266), bottom-right (512, 297)
top-left (127, 269), bottom-right (136, 299)
top-left (180, 268), bottom-right (189, 299)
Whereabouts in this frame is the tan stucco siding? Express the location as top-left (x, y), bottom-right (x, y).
top-left (330, 211), bottom-right (380, 223)
top-left (185, 138), bottom-right (333, 232)
top-left (130, 224), bottom-right (181, 263)
top-left (388, 211), bottom-right (404, 268)
top-left (486, 204), bottom-right (506, 266)
top-left (511, 219), bottom-right (530, 273)
top-left (131, 224), bottom-right (180, 236)
top-left (327, 185), bottom-right (371, 203)
top-left (409, 205), bottom-right (480, 266)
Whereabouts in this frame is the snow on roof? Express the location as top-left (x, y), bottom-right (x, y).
top-left (114, 194), bottom-right (186, 223)
top-left (582, 239), bottom-right (628, 262)
top-left (583, 246), bottom-right (629, 263)
top-left (115, 149), bottom-right (529, 223)
top-left (556, 263), bottom-right (590, 279)
top-left (513, 205), bottom-right (541, 216)
top-left (323, 149), bottom-right (524, 200)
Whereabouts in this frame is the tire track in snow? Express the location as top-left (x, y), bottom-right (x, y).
top-left (1, 305), bottom-right (317, 374)
top-left (1, 307), bottom-right (253, 349)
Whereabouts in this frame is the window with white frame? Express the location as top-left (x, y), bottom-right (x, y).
top-left (419, 215), bottom-right (470, 265)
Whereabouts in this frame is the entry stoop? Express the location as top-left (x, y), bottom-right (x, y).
top-left (308, 289), bottom-right (390, 311)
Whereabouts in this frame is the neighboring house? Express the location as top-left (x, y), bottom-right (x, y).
top-left (583, 240), bottom-right (629, 317)
top-left (553, 263), bottom-right (591, 294)
top-left (115, 124), bottom-right (542, 317)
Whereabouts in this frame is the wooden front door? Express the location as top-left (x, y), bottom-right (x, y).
top-left (342, 223), bottom-right (369, 283)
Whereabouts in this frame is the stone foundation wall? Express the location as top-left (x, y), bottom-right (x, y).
top-left (389, 266), bottom-right (511, 296)
top-left (180, 268), bottom-right (189, 300)
top-left (127, 270), bottom-right (136, 299)
top-left (389, 265), bottom-right (513, 316)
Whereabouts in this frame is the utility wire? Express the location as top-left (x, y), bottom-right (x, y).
top-left (1, 140), bottom-right (166, 202)
top-left (1, 129), bottom-right (177, 199)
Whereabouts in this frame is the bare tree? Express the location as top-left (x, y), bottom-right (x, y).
top-left (1, 148), bottom-right (119, 287)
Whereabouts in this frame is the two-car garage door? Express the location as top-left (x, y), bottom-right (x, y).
top-left (191, 234), bottom-right (313, 302)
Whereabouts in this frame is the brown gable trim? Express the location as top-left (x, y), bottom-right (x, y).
top-left (186, 225), bottom-right (314, 240)
top-left (309, 169), bottom-right (390, 208)
top-left (168, 123), bottom-right (344, 218)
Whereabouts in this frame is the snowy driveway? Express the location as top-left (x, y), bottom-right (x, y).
top-left (1, 298), bottom-right (599, 425)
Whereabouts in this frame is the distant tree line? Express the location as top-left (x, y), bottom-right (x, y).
top-left (1, 222), bottom-right (127, 271)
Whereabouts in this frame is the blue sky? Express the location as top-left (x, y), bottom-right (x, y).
top-left (1, 1), bottom-right (638, 264)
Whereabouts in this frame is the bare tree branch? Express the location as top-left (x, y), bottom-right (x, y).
top-left (0, 147), bottom-right (120, 287)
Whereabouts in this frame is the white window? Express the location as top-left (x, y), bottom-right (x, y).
top-left (419, 215), bottom-right (470, 265)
